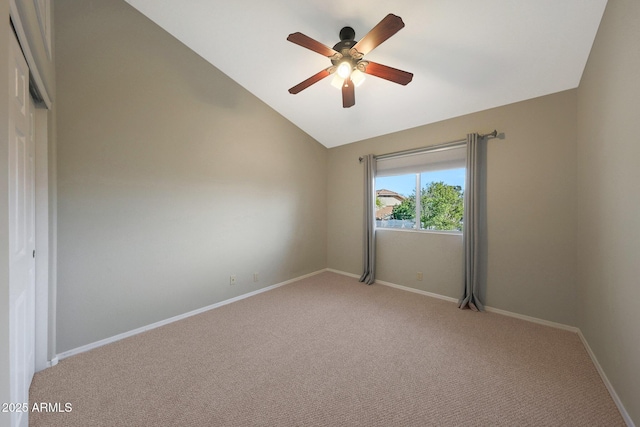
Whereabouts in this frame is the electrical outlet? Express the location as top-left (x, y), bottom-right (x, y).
top-left (230, 275), bottom-right (237, 285)
top-left (253, 272), bottom-right (259, 282)
top-left (417, 272), bottom-right (423, 281)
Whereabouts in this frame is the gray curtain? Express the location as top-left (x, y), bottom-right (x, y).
top-left (459, 134), bottom-right (484, 311)
top-left (359, 154), bottom-right (376, 285)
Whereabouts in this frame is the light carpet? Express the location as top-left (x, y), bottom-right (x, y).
top-left (29, 272), bottom-right (624, 426)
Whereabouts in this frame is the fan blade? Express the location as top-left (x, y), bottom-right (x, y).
top-left (287, 32), bottom-right (339, 57)
top-left (288, 68), bottom-right (332, 94)
top-left (352, 14), bottom-right (405, 56)
top-left (342, 77), bottom-right (355, 108)
top-left (362, 61), bottom-right (413, 85)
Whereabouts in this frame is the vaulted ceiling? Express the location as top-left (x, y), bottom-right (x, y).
top-left (124, 0), bottom-right (607, 148)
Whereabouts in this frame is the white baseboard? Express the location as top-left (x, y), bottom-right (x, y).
top-left (55, 267), bottom-right (634, 426)
top-left (56, 269), bottom-right (326, 361)
top-left (576, 330), bottom-right (635, 427)
top-left (482, 305), bottom-right (579, 333)
top-left (484, 307), bottom-right (633, 425)
top-left (377, 279), bottom-right (460, 304)
top-left (327, 268), bottom-right (634, 426)
top-left (325, 268), bottom-right (360, 279)
top-left (325, 269), bottom-right (459, 304)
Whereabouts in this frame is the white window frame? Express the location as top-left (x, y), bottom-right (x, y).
top-left (375, 144), bottom-right (466, 234)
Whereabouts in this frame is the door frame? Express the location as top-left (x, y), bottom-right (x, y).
top-left (10, 0), bottom-right (55, 371)
top-left (33, 107), bottom-right (49, 371)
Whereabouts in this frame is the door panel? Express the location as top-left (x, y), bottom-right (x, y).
top-left (9, 32), bottom-right (35, 427)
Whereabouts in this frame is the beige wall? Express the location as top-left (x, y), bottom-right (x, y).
top-left (328, 90), bottom-right (578, 325)
top-left (54, 0), bottom-right (327, 353)
top-left (46, 0), bottom-right (638, 422)
top-left (576, 0), bottom-right (640, 423)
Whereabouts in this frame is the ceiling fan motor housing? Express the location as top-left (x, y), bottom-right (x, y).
top-left (332, 27), bottom-right (359, 68)
top-left (339, 26), bottom-right (355, 41)
top-left (331, 42), bottom-right (358, 64)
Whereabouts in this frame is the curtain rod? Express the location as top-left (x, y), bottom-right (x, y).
top-left (359, 130), bottom-right (498, 163)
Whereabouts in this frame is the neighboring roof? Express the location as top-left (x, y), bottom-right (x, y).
top-left (376, 189), bottom-right (405, 199)
top-left (375, 206), bottom-right (394, 220)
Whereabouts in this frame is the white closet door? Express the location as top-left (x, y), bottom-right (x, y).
top-left (8, 32), bottom-right (36, 427)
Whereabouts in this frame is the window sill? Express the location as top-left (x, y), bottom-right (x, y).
top-left (376, 227), bottom-right (462, 236)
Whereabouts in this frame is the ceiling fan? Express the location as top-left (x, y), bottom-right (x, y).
top-left (287, 14), bottom-right (414, 108)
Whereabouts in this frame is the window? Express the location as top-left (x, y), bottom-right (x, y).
top-left (375, 145), bottom-right (466, 232)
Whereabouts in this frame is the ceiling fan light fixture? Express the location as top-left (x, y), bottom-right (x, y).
top-left (336, 62), bottom-right (352, 79)
top-left (330, 74), bottom-right (344, 89)
top-left (351, 69), bottom-right (366, 87)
